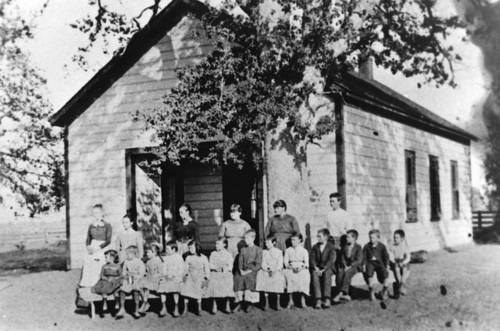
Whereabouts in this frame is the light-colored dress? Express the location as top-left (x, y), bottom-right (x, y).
top-left (256, 247), bottom-right (285, 293)
top-left (219, 219), bottom-right (251, 257)
top-left (158, 253), bottom-right (185, 293)
top-left (140, 256), bottom-right (163, 291)
top-left (181, 254), bottom-right (210, 300)
top-left (207, 250), bottom-right (234, 298)
top-left (121, 258), bottom-right (146, 293)
top-left (115, 229), bottom-right (144, 263)
top-left (284, 245), bottom-right (310, 295)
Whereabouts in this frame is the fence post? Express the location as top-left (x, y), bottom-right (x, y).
top-left (478, 211), bottom-right (482, 230)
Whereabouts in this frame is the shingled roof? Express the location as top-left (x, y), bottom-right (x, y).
top-left (50, 0), bottom-right (475, 145)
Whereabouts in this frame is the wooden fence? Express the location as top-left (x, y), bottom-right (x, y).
top-left (0, 221), bottom-right (66, 251)
top-left (472, 211), bottom-right (497, 231)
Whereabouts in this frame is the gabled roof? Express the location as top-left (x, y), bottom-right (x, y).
top-left (50, 0), bottom-right (207, 127)
top-left (50, 0), bottom-right (475, 145)
top-left (333, 72), bottom-right (477, 144)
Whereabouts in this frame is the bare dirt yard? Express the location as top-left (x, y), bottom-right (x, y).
top-left (1, 244), bottom-right (499, 331)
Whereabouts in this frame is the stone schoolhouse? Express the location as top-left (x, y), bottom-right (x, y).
top-left (50, 0), bottom-right (476, 269)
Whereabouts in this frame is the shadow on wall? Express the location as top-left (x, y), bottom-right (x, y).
top-left (269, 124), bottom-right (307, 173)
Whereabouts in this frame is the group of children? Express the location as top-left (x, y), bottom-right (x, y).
top-left (90, 227), bottom-right (410, 318)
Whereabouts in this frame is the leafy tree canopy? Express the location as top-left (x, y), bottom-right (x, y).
top-left (0, 0), bottom-right (64, 215)
top-left (73, 0), bottom-right (466, 169)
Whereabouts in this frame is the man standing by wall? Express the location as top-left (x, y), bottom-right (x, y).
top-left (326, 193), bottom-right (352, 247)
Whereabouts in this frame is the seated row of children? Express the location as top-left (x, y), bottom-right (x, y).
top-left (91, 227), bottom-right (409, 318)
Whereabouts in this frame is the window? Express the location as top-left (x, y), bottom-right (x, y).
top-left (451, 160), bottom-right (460, 219)
top-left (405, 150), bottom-right (418, 222)
top-left (429, 156), bottom-right (441, 221)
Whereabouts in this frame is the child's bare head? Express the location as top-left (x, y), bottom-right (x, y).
top-left (346, 229), bottom-right (358, 243)
top-left (165, 241), bottom-right (178, 255)
top-left (215, 237), bottom-right (228, 251)
top-left (265, 235), bottom-right (276, 250)
top-left (317, 228), bottom-right (330, 243)
top-left (369, 229), bottom-right (381, 244)
top-left (393, 229), bottom-right (405, 244)
top-left (104, 249), bottom-right (119, 264)
top-left (125, 245), bottom-right (139, 260)
top-left (244, 229), bottom-right (256, 246)
top-left (291, 233), bottom-right (303, 247)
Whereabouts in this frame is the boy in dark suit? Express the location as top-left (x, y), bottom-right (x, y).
top-left (310, 228), bottom-right (336, 308)
top-left (363, 229), bottom-right (390, 301)
top-left (333, 229), bottom-right (363, 302)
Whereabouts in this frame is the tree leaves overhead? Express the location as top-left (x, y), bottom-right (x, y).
top-left (75, 0), bottom-right (465, 168)
top-left (0, 0), bottom-right (64, 214)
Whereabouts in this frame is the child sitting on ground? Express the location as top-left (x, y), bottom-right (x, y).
top-left (91, 249), bottom-right (121, 313)
top-left (158, 242), bottom-right (184, 317)
top-left (180, 240), bottom-right (210, 316)
top-left (116, 245), bottom-right (145, 319)
top-left (363, 229), bottom-right (390, 301)
top-left (139, 243), bottom-right (163, 315)
top-left (256, 235), bottom-right (285, 311)
top-left (283, 233), bottom-right (310, 309)
top-left (333, 229), bottom-right (363, 303)
top-left (207, 237), bottom-right (234, 314)
top-left (233, 229), bottom-right (262, 313)
top-left (389, 229), bottom-right (411, 298)
top-left (310, 228), bottom-right (337, 309)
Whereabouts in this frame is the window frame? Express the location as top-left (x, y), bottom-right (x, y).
top-left (429, 155), bottom-right (441, 221)
top-left (451, 160), bottom-right (460, 220)
top-left (405, 150), bottom-right (418, 223)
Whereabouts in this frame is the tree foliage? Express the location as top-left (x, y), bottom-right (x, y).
top-left (0, 0), bottom-right (64, 214)
top-left (73, 0), bottom-right (466, 168)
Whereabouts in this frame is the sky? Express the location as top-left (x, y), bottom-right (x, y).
top-left (17, 0), bottom-right (491, 189)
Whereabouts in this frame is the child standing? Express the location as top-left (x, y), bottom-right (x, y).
top-left (116, 214), bottom-right (144, 263)
top-left (116, 245), bottom-right (145, 319)
top-left (389, 229), bottom-right (411, 298)
top-left (139, 243), bottom-right (163, 315)
top-left (91, 250), bottom-right (122, 313)
top-left (363, 229), bottom-right (390, 301)
top-left (310, 228), bottom-right (336, 309)
top-left (158, 242), bottom-right (184, 317)
top-left (233, 229), bottom-right (262, 312)
top-left (333, 229), bottom-right (363, 302)
top-left (283, 233), bottom-right (310, 309)
top-left (207, 237), bottom-right (234, 314)
top-left (180, 241), bottom-right (210, 316)
top-left (256, 235), bottom-right (285, 310)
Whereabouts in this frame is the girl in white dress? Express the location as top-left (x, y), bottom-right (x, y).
top-left (180, 241), bottom-right (210, 316)
top-left (256, 235), bottom-right (285, 310)
top-left (207, 237), bottom-right (234, 314)
top-left (284, 233), bottom-right (310, 308)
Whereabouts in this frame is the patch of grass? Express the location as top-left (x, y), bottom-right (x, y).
top-left (0, 243), bottom-right (67, 276)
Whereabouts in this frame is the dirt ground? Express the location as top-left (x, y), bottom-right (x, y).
top-left (1, 244), bottom-right (499, 331)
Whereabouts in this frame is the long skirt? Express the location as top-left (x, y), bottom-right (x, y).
top-left (158, 277), bottom-right (182, 293)
top-left (207, 271), bottom-right (234, 298)
top-left (284, 268), bottom-right (310, 295)
top-left (181, 275), bottom-right (207, 300)
top-left (79, 241), bottom-right (106, 287)
top-left (256, 270), bottom-right (285, 293)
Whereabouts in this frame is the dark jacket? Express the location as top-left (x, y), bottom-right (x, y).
top-left (338, 242), bottom-right (363, 271)
top-left (310, 242), bottom-right (336, 273)
top-left (362, 242), bottom-right (390, 268)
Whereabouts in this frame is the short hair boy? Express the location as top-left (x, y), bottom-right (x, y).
top-left (363, 229), bottom-right (390, 301)
top-left (310, 228), bottom-right (336, 309)
top-left (333, 229), bottom-right (363, 302)
top-left (233, 229), bottom-right (263, 312)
